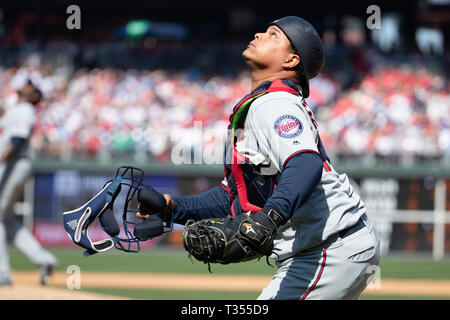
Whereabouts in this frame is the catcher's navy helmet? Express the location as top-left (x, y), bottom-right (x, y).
top-left (63, 166), bottom-right (172, 256)
top-left (269, 16), bottom-right (324, 98)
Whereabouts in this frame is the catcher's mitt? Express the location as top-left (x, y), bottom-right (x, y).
top-left (182, 208), bottom-right (284, 271)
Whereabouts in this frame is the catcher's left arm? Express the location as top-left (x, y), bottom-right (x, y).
top-left (137, 184), bottom-right (232, 224)
top-left (136, 186), bottom-right (285, 269)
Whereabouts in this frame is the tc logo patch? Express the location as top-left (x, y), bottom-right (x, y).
top-left (274, 115), bottom-right (303, 138)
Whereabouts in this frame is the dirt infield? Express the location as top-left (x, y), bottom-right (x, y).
top-left (1, 270), bottom-right (450, 299)
top-left (0, 284), bottom-right (128, 300)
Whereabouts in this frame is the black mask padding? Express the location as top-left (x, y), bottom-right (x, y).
top-left (99, 210), bottom-right (120, 237)
top-left (98, 181), bottom-right (122, 237)
top-left (133, 215), bottom-right (164, 241)
top-left (137, 186), bottom-right (167, 214)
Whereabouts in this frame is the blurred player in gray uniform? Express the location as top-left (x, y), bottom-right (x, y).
top-left (138, 16), bottom-right (380, 299)
top-left (0, 80), bottom-right (58, 286)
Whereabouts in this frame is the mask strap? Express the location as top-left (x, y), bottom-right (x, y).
top-left (106, 176), bottom-right (123, 203)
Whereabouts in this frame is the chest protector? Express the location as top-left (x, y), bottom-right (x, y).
top-left (223, 80), bottom-right (330, 217)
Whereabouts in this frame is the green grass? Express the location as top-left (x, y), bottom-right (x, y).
top-left (75, 287), bottom-right (260, 300)
top-left (9, 247), bottom-right (276, 275)
top-left (10, 247), bottom-right (450, 279)
top-left (8, 247), bottom-right (450, 300)
top-left (359, 294), bottom-right (450, 300)
top-left (376, 255), bottom-right (450, 280)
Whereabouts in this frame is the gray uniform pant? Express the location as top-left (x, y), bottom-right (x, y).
top-left (258, 216), bottom-right (380, 300)
top-left (0, 158), bottom-right (57, 282)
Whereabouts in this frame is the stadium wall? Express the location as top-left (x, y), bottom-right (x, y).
top-left (17, 160), bottom-right (450, 260)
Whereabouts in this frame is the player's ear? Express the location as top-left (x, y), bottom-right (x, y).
top-left (283, 53), bottom-right (300, 70)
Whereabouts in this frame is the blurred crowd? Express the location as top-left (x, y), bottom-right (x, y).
top-left (317, 66), bottom-right (450, 163)
top-left (0, 54), bottom-right (449, 165)
top-left (0, 58), bottom-right (250, 163)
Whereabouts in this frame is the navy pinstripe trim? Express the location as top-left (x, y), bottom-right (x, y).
top-left (0, 158), bottom-right (19, 197)
top-left (300, 249), bottom-right (326, 300)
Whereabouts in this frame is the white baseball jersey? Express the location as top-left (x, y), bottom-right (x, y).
top-left (0, 102), bottom-right (35, 158)
top-left (235, 91), bottom-right (367, 261)
top-left (0, 101), bottom-right (57, 284)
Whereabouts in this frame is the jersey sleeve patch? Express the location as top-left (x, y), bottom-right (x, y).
top-left (273, 115), bottom-right (303, 138)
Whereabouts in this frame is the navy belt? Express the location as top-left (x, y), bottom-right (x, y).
top-left (339, 215), bottom-right (366, 239)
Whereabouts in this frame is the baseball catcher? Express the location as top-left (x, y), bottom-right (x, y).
top-left (136, 16), bottom-right (380, 300)
top-left (65, 16), bottom-right (380, 300)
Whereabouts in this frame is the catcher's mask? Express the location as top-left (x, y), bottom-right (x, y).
top-left (63, 166), bottom-right (173, 256)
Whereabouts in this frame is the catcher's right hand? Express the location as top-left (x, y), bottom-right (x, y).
top-left (136, 186), bottom-right (174, 221)
top-left (182, 207), bottom-right (285, 269)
